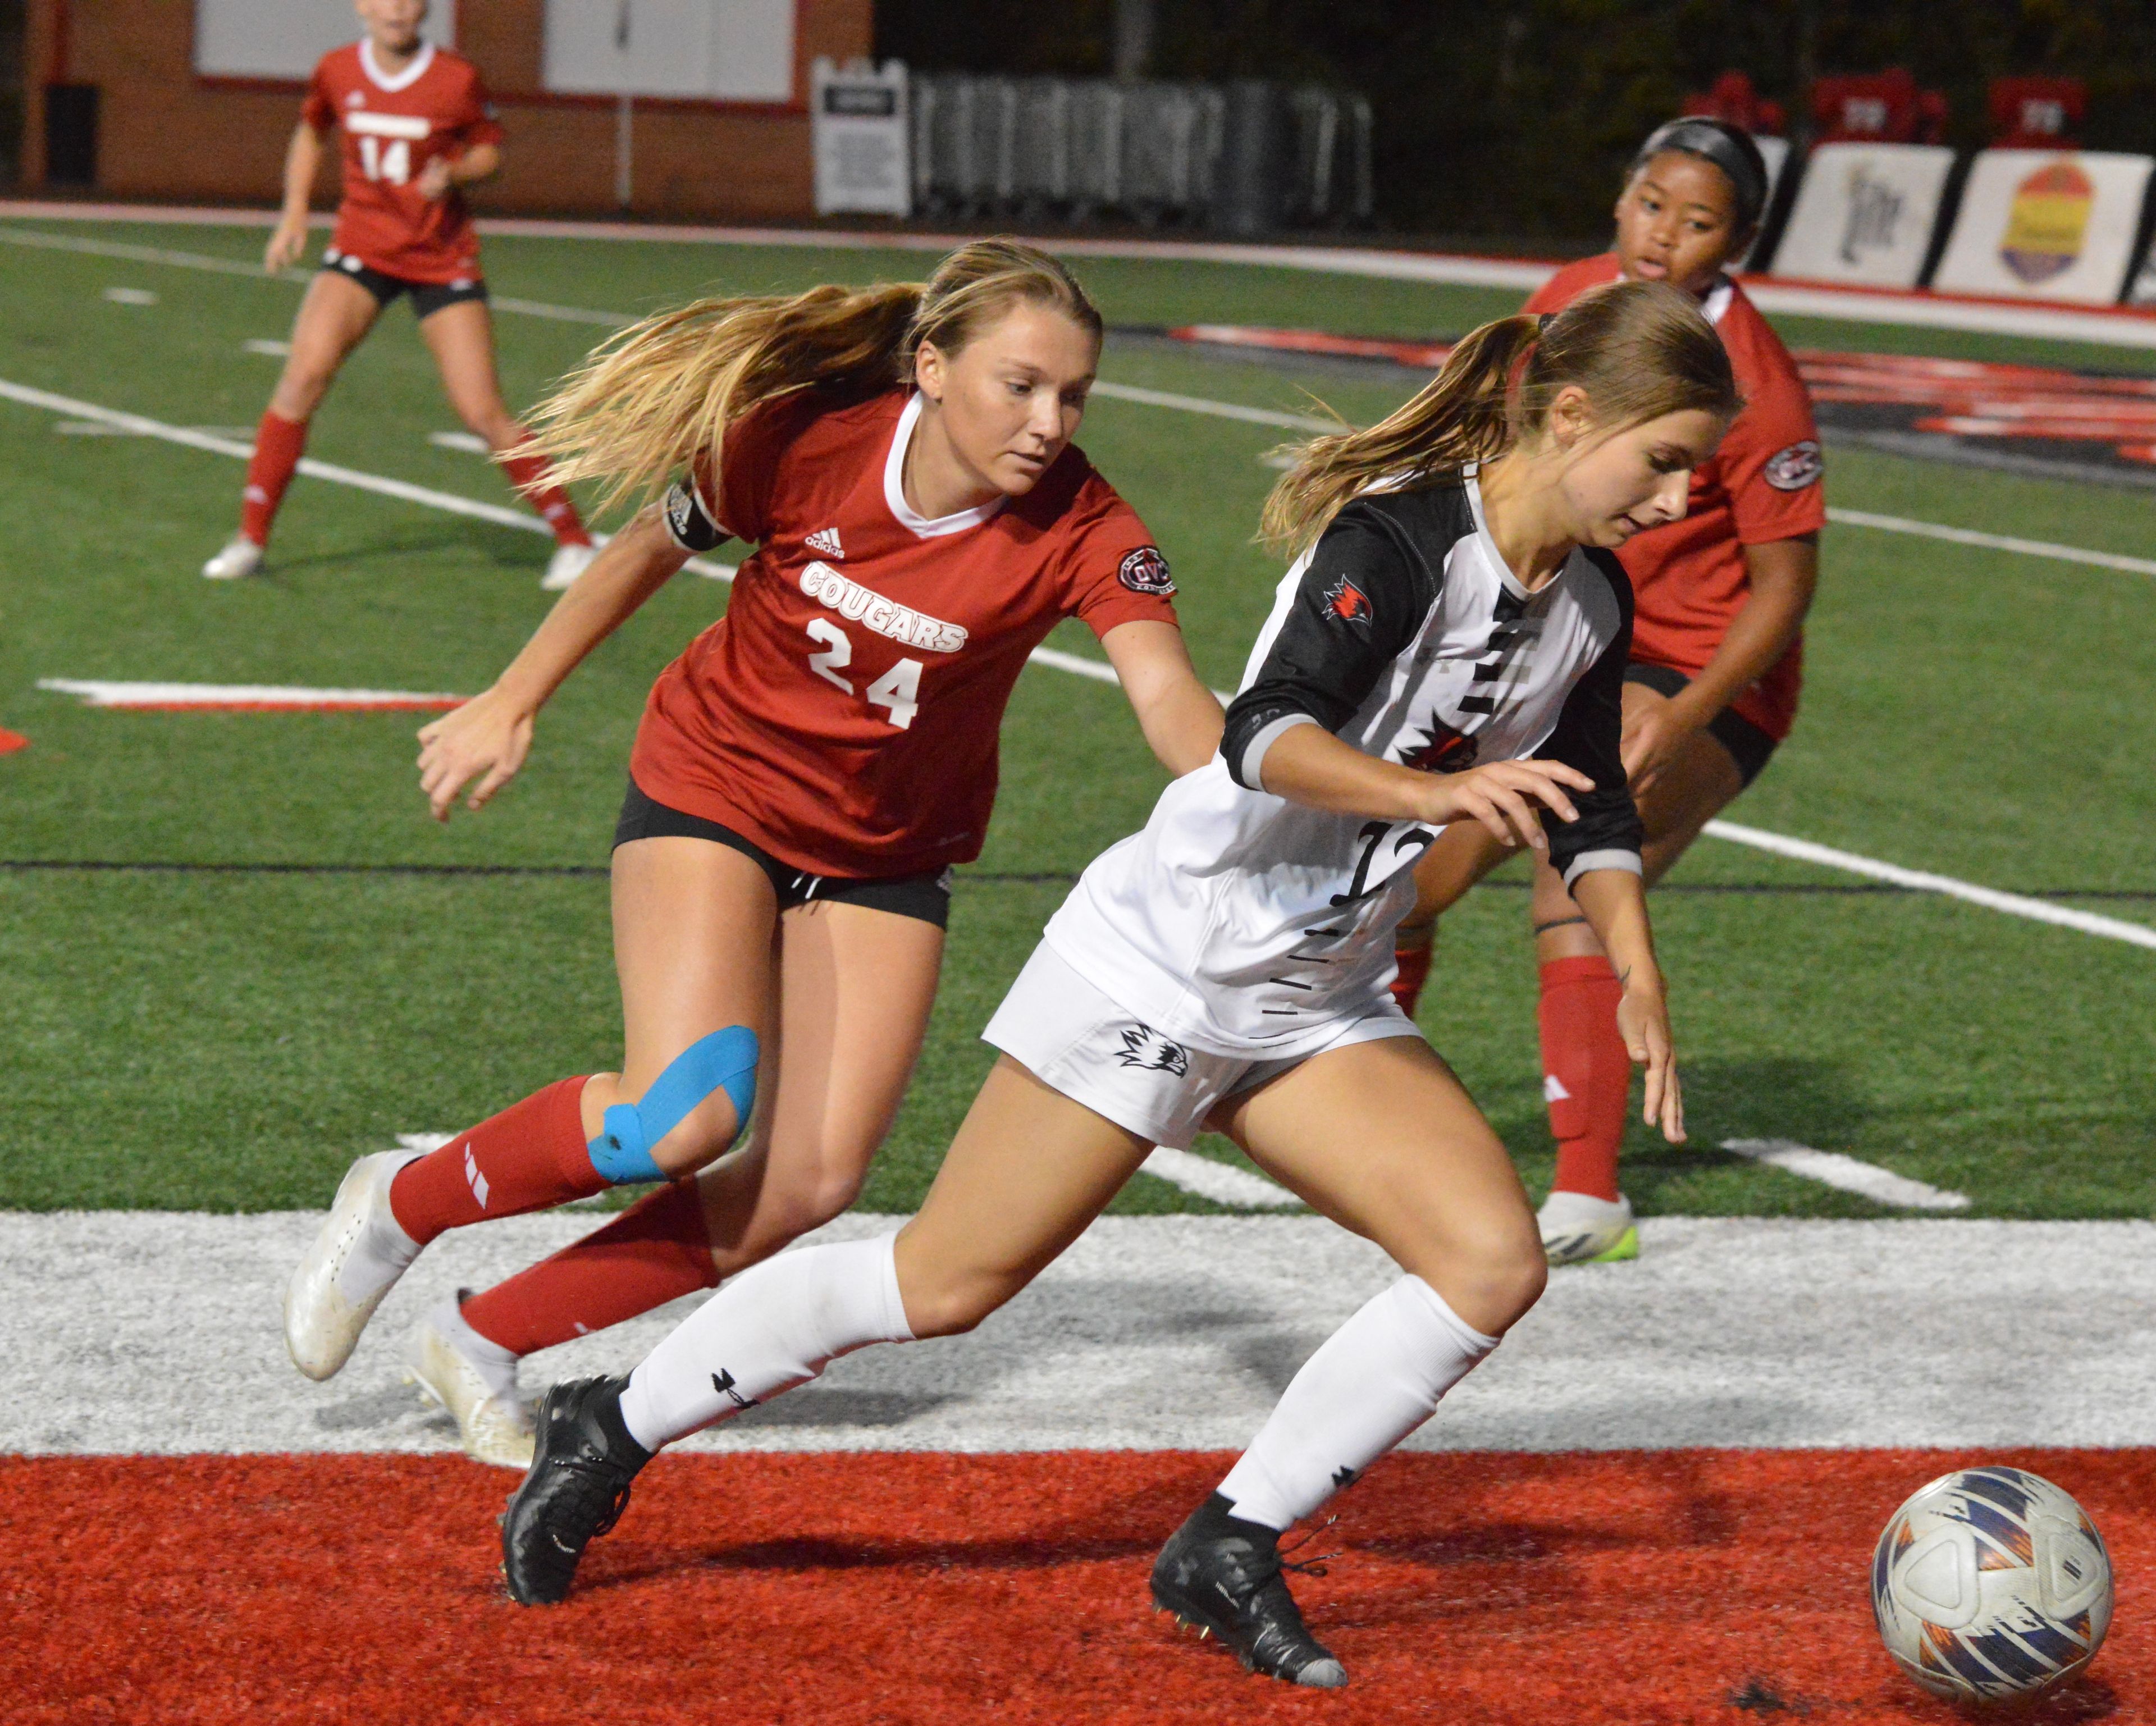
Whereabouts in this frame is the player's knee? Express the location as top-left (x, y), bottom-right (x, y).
top-left (588, 1026), bottom-right (760, 1186)
top-left (898, 1267), bottom-right (1013, 1340)
top-left (1419, 1226), bottom-right (1545, 1337)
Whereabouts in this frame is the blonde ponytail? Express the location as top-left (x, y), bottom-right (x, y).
top-left (1260, 279), bottom-right (1742, 556)
top-left (521, 238), bottom-right (1104, 521)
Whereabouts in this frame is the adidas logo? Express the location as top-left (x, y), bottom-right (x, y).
top-left (463, 1145), bottom-right (490, 1209)
top-left (805, 527), bottom-right (843, 558)
top-left (1543, 1074), bottom-right (1571, 1103)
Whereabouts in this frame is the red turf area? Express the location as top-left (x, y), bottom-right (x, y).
top-left (6, 1448), bottom-right (2146, 1725)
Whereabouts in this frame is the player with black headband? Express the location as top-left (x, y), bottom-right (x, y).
top-left (1392, 115), bottom-right (1826, 1268)
top-left (488, 281), bottom-right (1737, 1689)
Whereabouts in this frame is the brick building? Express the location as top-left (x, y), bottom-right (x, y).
top-left (19, 0), bottom-right (871, 220)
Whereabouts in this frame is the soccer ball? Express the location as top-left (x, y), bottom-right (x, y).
top-left (1871, 1466), bottom-right (2112, 1704)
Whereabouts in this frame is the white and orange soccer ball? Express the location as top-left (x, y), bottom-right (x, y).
top-left (1871, 1466), bottom-right (2112, 1705)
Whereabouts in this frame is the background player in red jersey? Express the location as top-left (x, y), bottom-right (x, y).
top-left (280, 240), bottom-right (1224, 1466)
top-left (202, 0), bottom-right (595, 589)
top-left (1393, 118), bottom-right (1825, 1266)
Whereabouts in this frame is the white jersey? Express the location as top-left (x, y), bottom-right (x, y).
top-left (1043, 471), bottom-right (1642, 1058)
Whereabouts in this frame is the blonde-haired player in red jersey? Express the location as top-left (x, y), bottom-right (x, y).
top-left (280, 239), bottom-right (1224, 1467)
top-left (1392, 118), bottom-right (1825, 1266)
top-left (202, 0), bottom-right (596, 589)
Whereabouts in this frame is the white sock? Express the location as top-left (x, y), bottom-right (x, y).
top-left (339, 1152), bottom-right (423, 1305)
top-left (432, 1293), bottom-right (519, 1396)
top-left (617, 1234), bottom-right (914, 1451)
top-left (1218, 1275), bottom-right (1498, 1529)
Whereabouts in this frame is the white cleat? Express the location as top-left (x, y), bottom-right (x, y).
top-left (201, 536), bottom-right (264, 581)
top-left (404, 1294), bottom-right (534, 1469)
top-left (284, 1150), bottom-right (424, 1381)
top-left (540, 541), bottom-right (597, 591)
top-left (1539, 1189), bottom-right (1638, 1267)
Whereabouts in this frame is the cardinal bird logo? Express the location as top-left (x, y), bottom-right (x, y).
top-left (1115, 1025), bottom-right (1190, 1076)
top-left (1323, 576), bottom-right (1371, 623)
top-left (1397, 720), bottom-right (1478, 774)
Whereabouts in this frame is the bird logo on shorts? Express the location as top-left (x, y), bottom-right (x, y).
top-left (1116, 1025), bottom-right (1190, 1077)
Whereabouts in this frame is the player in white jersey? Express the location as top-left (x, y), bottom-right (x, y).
top-left (492, 281), bottom-right (1741, 1688)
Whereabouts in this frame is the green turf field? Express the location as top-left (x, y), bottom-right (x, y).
top-left (2, 218), bottom-right (2151, 1221)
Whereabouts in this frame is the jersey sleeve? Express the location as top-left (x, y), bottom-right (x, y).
top-left (1221, 501), bottom-right (1429, 791)
top-left (1054, 477), bottom-right (1181, 641)
top-left (1719, 331), bottom-right (1826, 546)
top-left (660, 398), bottom-right (796, 554)
top-left (453, 65), bottom-right (505, 150)
top-left (1538, 554), bottom-right (1644, 884)
top-left (300, 60), bottom-right (336, 133)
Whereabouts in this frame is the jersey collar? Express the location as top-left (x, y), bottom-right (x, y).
top-left (1463, 464), bottom-right (1576, 600)
top-left (360, 39), bottom-right (436, 93)
top-left (1699, 275), bottom-right (1735, 326)
top-left (883, 394), bottom-right (1007, 538)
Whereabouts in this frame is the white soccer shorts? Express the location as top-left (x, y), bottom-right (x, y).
top-left (982, 943), bottom-right (1422, 1150)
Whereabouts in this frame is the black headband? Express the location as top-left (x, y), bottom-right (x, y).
top-left (1630, 117), bottom-right (1769, 231)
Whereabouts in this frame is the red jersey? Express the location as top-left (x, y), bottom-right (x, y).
top-left (300, 41), bottom-right (503, 285)
top-left (1525, 254), bottom-right (1825, 741)
top-left (633, 389), bottom-right (1181, 879)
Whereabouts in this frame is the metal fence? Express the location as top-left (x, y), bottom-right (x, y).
top-left (910, 74), bottom-right (1372, 233)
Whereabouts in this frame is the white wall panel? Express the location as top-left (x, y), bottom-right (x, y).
top-left (194, 0), bottom-right (458, 80)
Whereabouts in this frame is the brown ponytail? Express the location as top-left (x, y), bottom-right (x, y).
top-left (1260, 279), bottom-right (1741, 556)
top-left (522, 238), bottom-right (1105, 520)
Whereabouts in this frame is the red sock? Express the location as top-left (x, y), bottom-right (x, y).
top-left (1390, 940), bottom-right (1432, 1018)
top-left (240, 410), bottom-right (309, 546)
top-left (1537, 956), bottom-right (1629, 1202)
top-left (497, 433), bottom-right (591, 547)
top-left (460, 1178), bottom-right (718, 1357)
top-left (387, 1077), bottom-right (601, 1246)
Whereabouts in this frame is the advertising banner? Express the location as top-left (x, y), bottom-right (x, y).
top-left (1770, 143), bottom-right (1955, 288)
top-left (1933, 150), bottom-right (2154, 304)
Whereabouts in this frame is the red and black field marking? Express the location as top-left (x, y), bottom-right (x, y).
top-left (6, 1448), bottom-right (2146, 1724)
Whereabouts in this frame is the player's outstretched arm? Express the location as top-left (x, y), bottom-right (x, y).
top-left (417, 506), bottom-right (691, 820)
top-left (1567, 867), bottom-right (1684, 1144)
top-left (1099, 620), bottom-right (1223, 776)
top-left (265, 125), bottom-right (325, 273)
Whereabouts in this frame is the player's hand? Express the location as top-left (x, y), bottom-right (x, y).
top-left (264, 217), bottom-right (308, 273)
top-left (1616, 976), bottom-right (1685, 1144)
top-left (417, 688), bottom-right (535, 823)
top-left (1424, 758), bottom-right (1593, 852)
top-left (415, 156), bottom-right (455, 201)
top-left (1620, 700), bottom-right (1697, 796)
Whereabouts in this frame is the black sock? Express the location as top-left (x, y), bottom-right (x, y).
top-left (1189, 1490), bottom-right (1281, 1548)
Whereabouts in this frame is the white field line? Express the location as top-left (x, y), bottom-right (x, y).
top-left (1721, 1138), bottom-right (1970, 1211)
top-left (1703, 819), bottom-right (2156, 951)
top-left (8, 374), bottom-right (2149, 956)
top-left (0, 378), bottom-right (737, 583)
top-left (1140, 1145), bottom-right (1300, 1208)
top-left (13, 1210), bottom-right (2156, 1453)
top-left (38, 680), bottom-right (462, 711)
top-left (11, 223), bottom-right (2151, 579)
top-left (16, 202), bottom-right (2156, 346)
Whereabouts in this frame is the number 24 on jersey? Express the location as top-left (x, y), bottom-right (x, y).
top-left (804, 620), bottom-right (924, 729)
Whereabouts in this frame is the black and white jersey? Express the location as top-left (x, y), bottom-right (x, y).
top-left (1043, 470), bottom-right (1642, 1057)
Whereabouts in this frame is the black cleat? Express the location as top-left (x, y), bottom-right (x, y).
top-left (1150, 1494), bottom-right (1347, 1687)
top-left (500, 1375), bottom-right (651, 1605)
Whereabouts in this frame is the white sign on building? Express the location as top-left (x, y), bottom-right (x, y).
top-left (1771, 143), bottom-right (1956, 289)
top-left (542, 0), bottom-right (796, 103)
top-left (1933, 150), bottom-right (2154, 305)
top-left (195, 0), bottom-right (458, 79)
top-left (811, 58), bottom-right (910, 217)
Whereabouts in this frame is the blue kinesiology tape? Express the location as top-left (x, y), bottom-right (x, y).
top-left (587, 1024), bottom-right (760, 1184)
